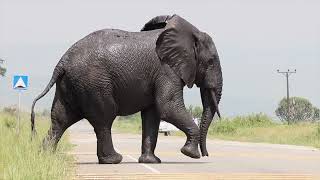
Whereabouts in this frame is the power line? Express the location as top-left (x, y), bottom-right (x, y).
top-left (277, 69), bottom-right (296, 124)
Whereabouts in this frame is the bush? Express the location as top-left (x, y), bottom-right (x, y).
top-left (313, 108), bottom-right (320, 121)
top-left (209, 113), bottom-right (274, 135)
top-left (114, 113), bottom-right (142, 133)
top-left (231, 113), bottom-right (274, 127)
top-left (0, 64), bottom-right (6, 77)
top-left (3, 105), bottom-right (18, 116)
top-left (187, 105), bottom-right (203, 119)
top-left (211, 122), bottom-right (237, 134)
top-left (41, 109), bottom-right (51, 117)
top-left (276, 97), bottom-right (319, 124)
top-left (4, 116), bottom-right (16, 129)
top-left (118, 112), bottom-right (141, 121)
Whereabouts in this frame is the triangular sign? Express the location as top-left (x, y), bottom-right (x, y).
top-left (14, 77), bottom-right (27, 88)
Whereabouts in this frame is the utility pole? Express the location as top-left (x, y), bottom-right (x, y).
top-left (277, 69), bottom-right (296, 124)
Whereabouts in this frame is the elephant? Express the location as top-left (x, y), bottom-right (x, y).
top-left (31, 14), bottom-right (223, 164)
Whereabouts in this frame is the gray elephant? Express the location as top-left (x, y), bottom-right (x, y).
top-left (31, 14), bottom-right (223, 164)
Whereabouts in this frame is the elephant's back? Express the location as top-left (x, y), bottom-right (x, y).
top-left (74, 28), bottom-right (162, 53)
top-left (61, 28), bottom-right (163, 79)
top-left (60, 29), bottom-right (163, 115)
top-left (63, 28), bottom-right (162, 68)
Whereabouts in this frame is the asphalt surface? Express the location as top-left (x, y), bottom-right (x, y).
top-left (69, 120), bottom-right (320, 180)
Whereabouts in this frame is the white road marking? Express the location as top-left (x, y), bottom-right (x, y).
top-left (114, 147), bottom-right (160, 174)
top-left (126, 155), bottom-right (161, 174)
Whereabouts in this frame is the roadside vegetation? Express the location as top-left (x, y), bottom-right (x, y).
top-left (0, 108), bottom-right (74, 180)
top-left (276, 96), bottom-right (319, 124)
top-left (113, 113), bottom-right (142, 134)
top-left (113, 113), bottom-right (320, 149)
top-left (208, 113), bottom-right (320, 148)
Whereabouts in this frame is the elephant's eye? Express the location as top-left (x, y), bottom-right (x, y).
top-left (212, 60), bottom-right (220, 69)
top-left (208, 58), bottom-right (214, 65)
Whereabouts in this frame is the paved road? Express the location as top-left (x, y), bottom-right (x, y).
top-left (69, 120), bottom-right (320, 180)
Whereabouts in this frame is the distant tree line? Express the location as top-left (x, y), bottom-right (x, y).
top-left (3, 105), bottom-right (18, 116)
top-left (2, 106), bottom-right (52, 117)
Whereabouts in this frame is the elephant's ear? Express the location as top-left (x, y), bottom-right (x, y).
top-left (141, 15), bottom-right (172, 31)
top-left (156, 15), bottom-right (199, 88)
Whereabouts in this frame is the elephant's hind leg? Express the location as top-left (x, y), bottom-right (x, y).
top-left (89, 100), bottom-right (122, 164)
top-left (93, 123), bottom-right (123, 164)
top-left (43, 96), bottom-right (81, 150)
top-left (139, 106), bottom-right (161, 163)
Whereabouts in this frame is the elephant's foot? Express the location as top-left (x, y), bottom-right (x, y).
top-left (138, 153), bottom-right (161, 163)
top-left (181, 142), bottom-right (200, 159)
top-left (98, 153), bottom-right (123, 164)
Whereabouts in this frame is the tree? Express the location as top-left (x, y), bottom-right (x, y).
top-left (275, 97), bottom-right (318, 123)
top-left (41, 109), bottom-right (51, 117)
top-left (313, 107), bottom-right (320, 121)
top-left (187, 105), bottom-right (203, 119)
top-left (0, 59), bottom-right (6, 77)
top-left (3, 105), bottom-right (18, 116)
top-left (193, 106), bottom-right (202, 119)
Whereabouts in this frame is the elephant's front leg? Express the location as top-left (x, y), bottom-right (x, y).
top-left (155, 78), bottom-right (200, 159)
top-left (139, 106), bottom-right (161, 163)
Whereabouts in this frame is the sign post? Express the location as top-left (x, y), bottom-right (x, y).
top-left (13, 75), bottom-right (29, 134)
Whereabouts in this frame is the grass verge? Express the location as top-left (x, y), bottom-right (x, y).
top-left (209, 114), bottom-right (320, 148)
top-left (113, 113), bottom-right (142, 134)
top-left (0, 111), bottom-right (74, 180)
top-left (113, 113), bottom-right (320, 148)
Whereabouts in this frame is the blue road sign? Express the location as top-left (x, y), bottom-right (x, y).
top-left (13, 75), bottom-right (28, 90)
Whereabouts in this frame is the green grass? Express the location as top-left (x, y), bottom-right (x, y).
top-left (113, 113), bottom-right (142, 134)
top-left (113, 113), bottom-right (320, 148)
top-left (210, 114), bottom-right (320, 148)
top-left (0, 111), bottom-right (74, 180)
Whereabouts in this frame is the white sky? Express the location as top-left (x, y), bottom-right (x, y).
top-left (0, 0), bottom-right (319, 117)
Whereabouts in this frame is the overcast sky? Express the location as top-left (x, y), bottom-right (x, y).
top-left (0, 0), bottom-right (319, 117)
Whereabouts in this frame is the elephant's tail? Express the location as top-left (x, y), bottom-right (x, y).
top-left (30, 63), bottom-right (65, 137)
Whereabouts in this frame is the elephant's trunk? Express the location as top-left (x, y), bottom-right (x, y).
top-left (199, 90), bottom-right (220, 156)
top-left (199, 58), bottom-right (222, 156)
top-left (211, 90), bottom-right (221, 118)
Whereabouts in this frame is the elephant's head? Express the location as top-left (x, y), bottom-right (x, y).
top-left (142, 15), bottom-right (223, 156)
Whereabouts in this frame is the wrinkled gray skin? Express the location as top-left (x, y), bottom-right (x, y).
top-left (31, 15), bottom-right (222, 164)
